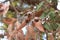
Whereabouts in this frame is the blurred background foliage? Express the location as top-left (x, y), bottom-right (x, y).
top-left (0, 0), bottom-right (60, 40)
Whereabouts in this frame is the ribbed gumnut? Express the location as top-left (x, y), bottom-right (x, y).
top-left (32, 17), bottom-right (45, 32)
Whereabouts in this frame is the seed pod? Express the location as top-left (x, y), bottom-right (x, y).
top-left (27, 25), bottom-right (35, 35)
top-left (0, 1), bottom-right (10, 16)
top-left (3, 18), bottom-right (16, 24)
top-left (35, 9), bottom-right (44, 17)
top-left (32, 17), bottom-right (45, 32)
top-left (17, 20), bottom-right (27, 31)
top-left (25, 25), bottom-right (36, 40)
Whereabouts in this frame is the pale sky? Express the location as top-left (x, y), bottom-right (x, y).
top-left (0, 0), bottom-right (5, 3)
top-left (57, 0), bottom-right (60, 10)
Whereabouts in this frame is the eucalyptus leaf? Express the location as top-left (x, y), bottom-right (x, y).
top-left (50, 23), bottom-right (58, 31)
top-left (43, 23), bottom-right (52, 31)
top-left (36, 1), bottom-right (44, 11)
top-left (3, 24), bottom-right (8, 30)
top-left (6, 11), bottom-right (16, 18)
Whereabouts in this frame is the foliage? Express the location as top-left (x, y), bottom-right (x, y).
top-left (0, 0), bottom-right (60, 40)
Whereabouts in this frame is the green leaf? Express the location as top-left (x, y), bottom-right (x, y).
top-left (12, 1), bottom-right (18, 7)
top-left (0, 26), bottom-right (4, 30)
top-left (40, 9), bottom-right (49, 19)
top-left (43, 22), bottom-right (52, 31)
top-left (3, 24), bottom-right (8, 30)
top-left (6, 11), bottom-right (16, 18)
top-left (50, 23), bottom-right (58, 31)
top-left (49, 11), bottom-right (55, 21)
top-left (36, 1), bottom-right (44, 11)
